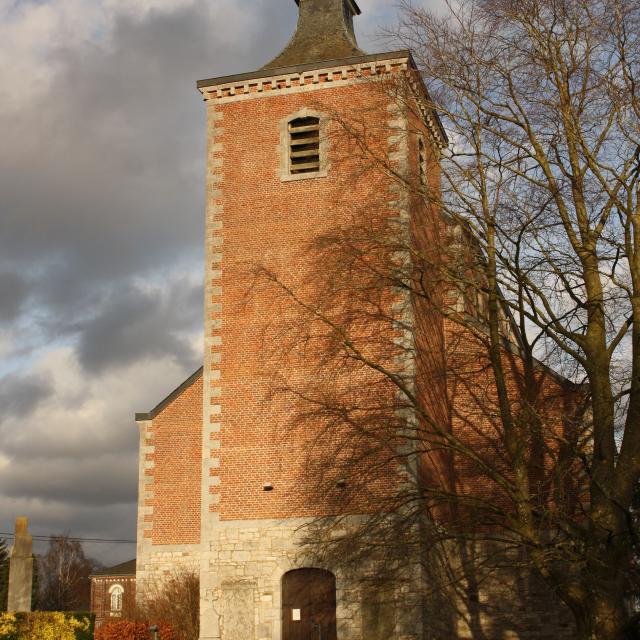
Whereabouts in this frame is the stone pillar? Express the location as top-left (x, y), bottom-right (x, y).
top-left (7, 517), bottom-right (33, 612)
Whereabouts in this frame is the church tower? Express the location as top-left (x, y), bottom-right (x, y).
top-left (137, 0), bottom-right (445, 640)
top-left (194, 1), bottom-right (446, 638)
top-left (135, 4), bottom-right (583, 638)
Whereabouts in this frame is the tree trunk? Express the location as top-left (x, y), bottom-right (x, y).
top-left (571, 585), bottom-right (629, 640)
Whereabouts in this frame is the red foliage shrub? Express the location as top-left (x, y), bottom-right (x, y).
top-left (95, 620), bottom-right (176, 640)
top-left (94, 621), bottom-right (148, 640)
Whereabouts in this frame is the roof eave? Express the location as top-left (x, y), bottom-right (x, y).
top-left (135, 367), bottom-right (203, 422)
top-left (196, 50), bottom-right (413, 91)
top-left (196, 49), bottom-right (449, 154)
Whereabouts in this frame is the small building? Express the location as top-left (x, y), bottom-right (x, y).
top-left (90, 559), bottom-right (136, 628)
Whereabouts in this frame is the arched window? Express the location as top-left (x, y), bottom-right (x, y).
top-left (109, 584), bottom-right (124, 613)
top-left (288, 117), bottom-right (321, 175)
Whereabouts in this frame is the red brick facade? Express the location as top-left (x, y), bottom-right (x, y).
top-left (208, 79), bottom-right (425, 522)
top-left (90, 560), bottom-right (136, 629)
top-left (137, 370), bottom-right (202, 546)
top-left (445, 320), bottom-right (583, 511)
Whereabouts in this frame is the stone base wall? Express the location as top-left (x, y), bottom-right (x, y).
top-left (135, 543), bottom-right (201, 600)
top-left (420, 539), bottom-right (577, 640)
top-left (455, 559), bottom-right (576, 639)
top-left (134, 522), bottom-right (577, 640)
top-left (199, 516), bottom-right (426, 640)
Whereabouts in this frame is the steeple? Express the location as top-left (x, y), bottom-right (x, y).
top-left (262, 0), bottom-right (365, 70)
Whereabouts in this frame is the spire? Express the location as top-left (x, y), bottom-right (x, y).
top-left (262, 0), bottom-right (365, 70)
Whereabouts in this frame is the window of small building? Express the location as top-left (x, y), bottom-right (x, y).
top-left (289, 116), bottom-right (321, 175)
top-left (109, 584), bottom-right (124, 613)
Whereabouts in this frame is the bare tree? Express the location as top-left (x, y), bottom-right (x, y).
top-left (38, 535), bottom-right (96, 612)
top-left (130, 571), bottom-right (199, 640)
top-left (0, 538), bottom-right (8, 611)
top-left (247, 1), bottom-right (640, 638)
top-left (396, 1), bottom-right (639, 636)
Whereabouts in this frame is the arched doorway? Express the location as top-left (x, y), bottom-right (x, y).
top-left (282, 568), bottom-right (337, 640)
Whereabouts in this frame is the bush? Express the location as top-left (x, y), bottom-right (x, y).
top-left (135, 571), bottom-right (199, 640)
top-left (95, 620), bottom-right (176, 640)
top-left (0, 612), bottom-right (94, 640)
top-left (0, 614), bottom-right (17, 640)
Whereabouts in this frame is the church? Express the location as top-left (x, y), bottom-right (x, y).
top-left (134, 1), bottom-right (580, 638)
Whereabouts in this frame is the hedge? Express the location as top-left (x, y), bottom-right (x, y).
top-left (0, 612), bottom-right (94, 640)
top-left (95, 620), bottom-right (177, 640)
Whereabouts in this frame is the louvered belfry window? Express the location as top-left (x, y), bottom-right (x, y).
top-left (289, 116), bottom-right (321, 175)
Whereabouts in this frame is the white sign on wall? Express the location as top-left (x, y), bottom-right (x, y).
top-left (292, 609), bottom-right (301, 621)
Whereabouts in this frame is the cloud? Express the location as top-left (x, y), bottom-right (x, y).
top-left (0, 371), bottom-right (53, 420)
top-left (76, 275), bottom-right (202, 373)
top-left (0, 495), bottom-right (138, 565)
top-left (0, 346), bottom-right (196, 459)
top-left (0, 0), bottom-right (442, 565)
top-left (0, 271), bottom-right (29, 323)
top-left (0, 453), bottom-right (137, 507)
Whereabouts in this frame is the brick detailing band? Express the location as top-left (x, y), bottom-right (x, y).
top-left (198, 57), bottom-right (446, 151)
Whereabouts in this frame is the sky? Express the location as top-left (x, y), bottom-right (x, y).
top-left (0, 0), bottom-right (441, 566)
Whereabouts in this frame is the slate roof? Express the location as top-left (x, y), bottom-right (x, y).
top-left (135, 367), bottom-right (203, 422)
top-left (91, 559), bottom-right (136, 578)
top-left (262, 0), bottom-right (365, 70)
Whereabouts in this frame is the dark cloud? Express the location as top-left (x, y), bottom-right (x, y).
top-left (76, 277), bottom-right (201, 373)
top-left (0, 271), bottom-right (29, 323)
top-left (0, 0), bottom-right (296, 339)
top-left (0, 453), bottom-right (137, 508)
top-left (0, 0), bottom-right (400, 564)
top-left (0, 497), bottom-right (138, 566)
top-left (0, 371), bottom-right (53, 420)
top-left (0, 401), bottom-right (140, 462)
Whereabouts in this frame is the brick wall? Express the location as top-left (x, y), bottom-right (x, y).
top-left (135, 373), bottom-right (202, 599)
top-left (444, 318), bottom-right (584, 515)
top-left (143, 374), bottom-right (202, 546)
top-left (204, 77), bottom-right (423, 524)
top-left (90, 574), bottom-right (135, 629)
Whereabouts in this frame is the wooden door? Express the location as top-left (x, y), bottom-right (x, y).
top-left (282, 569), bottom-right (337, 640)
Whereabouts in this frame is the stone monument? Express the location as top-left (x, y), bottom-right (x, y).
top-left (7, 517), bottom-right (33, 612)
